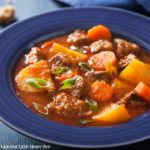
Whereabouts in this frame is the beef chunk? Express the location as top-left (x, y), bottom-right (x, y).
top-left (90, 39), bottom-right (113, 53)
top-left (67, 29), bottom-right (90, 46)
top-left (85, 70), bottom-right (111, 83)
top-left (49, 92), bottom-right (92, 118)
top-left (118, 91), bottom-right (149, 106)
top-left (69, 75), bottom-right (88, 98)
top-left (114, 38), bottom-right (141, 58)
top-left (118, 54), bottom-right (137, 69)
top-left (48, 52), bottom-right (72, 72)
top-left (118, 91), bottom-right (150, 117)
top-left (25, 47), bottom-right (44, 65)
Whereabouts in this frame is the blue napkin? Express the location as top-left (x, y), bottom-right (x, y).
top-left (57, 0), bottom-right (150, 14)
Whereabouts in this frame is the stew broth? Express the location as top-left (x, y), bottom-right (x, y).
top-left (13, 25), bottom-right (150, 126)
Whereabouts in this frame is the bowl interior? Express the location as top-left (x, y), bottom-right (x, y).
top-left (0, 7), bottom-right (150, 148)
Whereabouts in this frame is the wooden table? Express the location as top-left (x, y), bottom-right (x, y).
top-left (0, 0), bottom-right (149, 149)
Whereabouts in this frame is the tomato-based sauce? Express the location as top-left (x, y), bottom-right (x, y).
top-left (13, 25), bottom-right (150, 126)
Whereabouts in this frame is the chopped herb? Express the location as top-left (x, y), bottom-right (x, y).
top-left (106, 61), bottom-right (117, 77)
top-left (60, 78), bottom-right (76, 90)
top-left (79, 119), bottom-right (93, 125)
top-left (52, 67), bottom-right (68, 75)
top-left (33, 102), bottom-right (49, 115)
top-left (85, 98), bottom-right (99, 112)
top-left (70, 45), bottom-right (83, 53)
top-left (74, 48), bottom-right (83, 53)
top-left (78, 62), bottom-right (93, 71)
top-left (26, 78), bottom-right (50, 89)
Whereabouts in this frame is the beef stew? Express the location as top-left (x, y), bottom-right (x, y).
top-left (13, 25), bottom-right (150, 126)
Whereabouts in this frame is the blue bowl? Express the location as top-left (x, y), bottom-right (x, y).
top-left (0, 7), bottom-right (150, 148)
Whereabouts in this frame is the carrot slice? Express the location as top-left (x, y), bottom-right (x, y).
top-left (88, 51), bottom-right (117, 71)
top-left (41, 41), bottom-right (53, 55)
top-left (134, 82), bottom-right (150, 102)
top-left (41, 41), bottom-right (53, 50)
top-left (89, 81), bottom-right (114, 102)
top-left (87, 25), bottom-right (112, 41)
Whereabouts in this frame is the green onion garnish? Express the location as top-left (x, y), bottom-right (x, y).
top-left (78, 62), bottom-right (93, 71)
top-left (70, 45), bottom-right (83, 53)
top-left (33, 102), bottom-right (49, 115)
top-left (85, 98), bottom-right (99, 112)
top-left (52, 67), bottom-right (68, 75)
top-left (106, 61), bottom-right (117, 77)
top-left (60, 78), bottom-right (76, 90)
top-left (26, 78), bottom-right (49, 89)
top-left (74, 48), bottom-right (83, 53)
top-left (79, 119), bottom-right (93, 125)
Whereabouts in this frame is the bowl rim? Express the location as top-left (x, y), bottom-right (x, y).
top-left (0, 7), bottom-right (150, 148)
top-left (0, 6), bottom-right (149, 35)
top-left (1, 118), bottom-right (150, 148)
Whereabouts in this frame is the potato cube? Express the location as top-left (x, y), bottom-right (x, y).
top-left (119, 59), bottom-right (150, 86)
top-left (16, 60), bottom-right (55, 92)
top-left (92, 104), bottom-right (131, 124)
top-left (51, 43), bottom-right (87, 61)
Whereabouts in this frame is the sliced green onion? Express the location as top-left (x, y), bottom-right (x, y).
top-left (106, 61), bottom-right (117, 77)
top-left (26, 78), bottom-right (49, 89)
top-left (60, 78), bottom-right (76, 90)
top-left (52, 67), bottom-right (68, 75)
top-left (70, 45), bottom-right (83, 53)
top-left (74, 48), bottom-right (83, 53)
top-left (85, 98), bottom-right (99, 112)
top-left (78, 62), bottom-right (93, 71)
top-left (79, 119), bottom-right (93, 125)
top-left (33, 102), bottom-right (49, 115)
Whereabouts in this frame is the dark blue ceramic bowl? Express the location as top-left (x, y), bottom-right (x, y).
top-left (0, 7), bottom-right (150, 148)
